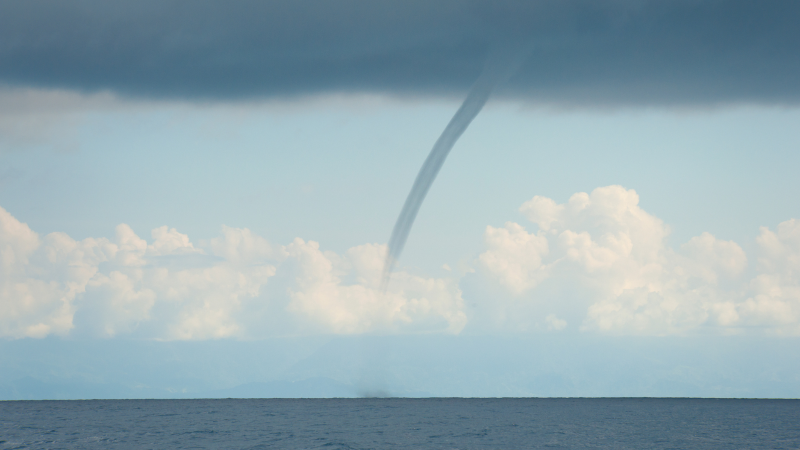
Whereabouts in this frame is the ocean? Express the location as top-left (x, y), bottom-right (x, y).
top-left (1, 398), bottom-right (798, 449)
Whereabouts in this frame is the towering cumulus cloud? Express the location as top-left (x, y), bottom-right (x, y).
top-left (478, 186), bottom-right (800, 335)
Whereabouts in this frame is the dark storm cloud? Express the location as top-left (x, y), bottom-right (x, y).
top-left (1, 0), bottom-right (799, 105)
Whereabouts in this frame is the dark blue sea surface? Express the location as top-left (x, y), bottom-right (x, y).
top-left (1, 398), bottom-right (799, 449)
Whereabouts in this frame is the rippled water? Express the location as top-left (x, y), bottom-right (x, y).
top-left (1, 398), bottom-right (799, 449)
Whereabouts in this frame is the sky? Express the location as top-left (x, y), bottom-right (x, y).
top-left (1, 0), bottom-right (800, 399)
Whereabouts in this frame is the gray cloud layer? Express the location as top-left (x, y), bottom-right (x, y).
top-left (1, 0), bottom-right (799, 105)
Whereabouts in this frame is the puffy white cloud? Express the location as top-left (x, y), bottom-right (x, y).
top-left (205, 225), bottom-right (278, 266)
top-left (479, 185), bottom-right (800, 335)
top-left (285, 240), bottom-right (465, 334)
top-left (0, 220), bottom-right (127, 341)
top-left (0, 206), bottom-right (464, 339)
top-left (737, 220), bottom-right (800, 334)
top-left (0, 206), bottom-right (39, 269)
top-left (484, 186), bottom-right (673, 298)
top-left (6, 184), bottom-right (798, 339)
top-left (479, 222), bottom-right (549, 295)
top-left (0, 206), bottom-right (118, 338)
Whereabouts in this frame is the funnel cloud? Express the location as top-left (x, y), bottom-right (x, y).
top-left (382, 49), bottom-right (527, 289)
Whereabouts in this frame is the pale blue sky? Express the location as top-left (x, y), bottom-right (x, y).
top-left (3, 97), bottom-right (798, 271)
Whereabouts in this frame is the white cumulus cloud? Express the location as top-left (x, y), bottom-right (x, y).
top-left (285, 239), bottom-right (465, 335)
top-left (0, 207), bottom-right (114, 338)
top-left (737, 220), bottom-right (800, 334)
top-left (0, 205), bottom-right (464, 340)
top-left (479, 185), bottom-right (799, 335)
